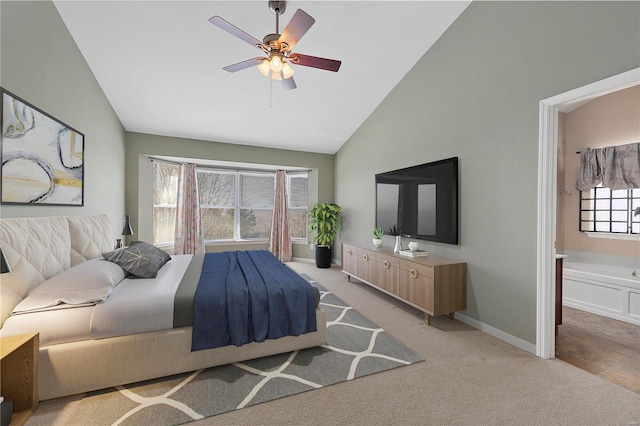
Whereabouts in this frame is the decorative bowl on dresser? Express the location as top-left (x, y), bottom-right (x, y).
top-left (341, 243), bottom-right (467, 325)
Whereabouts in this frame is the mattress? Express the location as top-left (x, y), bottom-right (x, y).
top-left (1, 305), bottom-right (94, 347)
top-left (2, 252), bottom-right (319, 348)
top-left (90, 254), bottom-right (194, 339)
top-left (1, 254), bottom-right (194, 346)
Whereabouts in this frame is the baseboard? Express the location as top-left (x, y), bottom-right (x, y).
top-left (292, 257), bottom-right (314, 264)
top-left (291, 257), bottom-right (340, 266)
top-left (454, 312), bottom-right (537, 355)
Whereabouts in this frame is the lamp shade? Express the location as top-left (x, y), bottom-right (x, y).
top-left (122, 215), bottom-right (134, 236)
top-left (258, 60), bottom-right (270, 77)
top-left (1, 245), bottom-right (11, 274)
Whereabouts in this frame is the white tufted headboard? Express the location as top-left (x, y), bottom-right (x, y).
top-left (0, 215), bottom-right (112, 326)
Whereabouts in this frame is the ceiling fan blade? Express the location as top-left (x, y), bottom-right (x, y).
top-left (209, 16), bottom-right (267, 50)
top-left (223, 57), bottom-right (264, 73)
top-left (289, 54), bottom-right (341, 72)
top-left (278, 9), bottom-right (315, 52)
top-left (282, 76), bottom-right (297, 91)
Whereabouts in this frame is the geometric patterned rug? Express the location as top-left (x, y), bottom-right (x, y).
top-left (50, 275), bottom-right (424, 425)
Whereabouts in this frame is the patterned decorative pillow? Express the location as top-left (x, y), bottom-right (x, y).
top-left (102, 241), bottom-right (171, 278)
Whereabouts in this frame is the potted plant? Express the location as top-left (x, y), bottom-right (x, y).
top-left (308, 203), bottom-right (342, 268)
top-left (373, 227), bottom-right (384, 247)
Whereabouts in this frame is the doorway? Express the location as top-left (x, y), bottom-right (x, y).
top-left (536, 67), bottom-right (640, 359)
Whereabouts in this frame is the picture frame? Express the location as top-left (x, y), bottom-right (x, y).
top-left (1, 88), bottom-right (84, 206)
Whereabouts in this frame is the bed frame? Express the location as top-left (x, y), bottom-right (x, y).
top-left (0, 215), bottom-right (326, 401)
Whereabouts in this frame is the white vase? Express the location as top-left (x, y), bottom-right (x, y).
top-left (373, 238), bottom-right (383, 248)
top-left (394, 235), bottom-right (402, 252)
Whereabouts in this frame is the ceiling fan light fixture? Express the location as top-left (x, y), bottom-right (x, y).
top-left (210, 1), bottom-right (341, 90)
top-left (282, 61), bottom-right (294, 79)
top-left (269, 55), bottom-right (283, 72)
top-left (258, 59), bottom-right (271, 76)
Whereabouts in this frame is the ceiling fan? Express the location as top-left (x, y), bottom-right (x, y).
top-left (208, 0), bottom-right (341, 90)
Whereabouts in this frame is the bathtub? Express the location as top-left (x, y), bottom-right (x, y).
top-left (562, 261), bottom-right (640, 326)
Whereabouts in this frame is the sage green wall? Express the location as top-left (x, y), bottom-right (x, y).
top-left (125, 132), bottom-right (334, 258)
top-left (0, 0), bottom-right (126, 238)
top-left (335, 1), bottom-right (640, 344)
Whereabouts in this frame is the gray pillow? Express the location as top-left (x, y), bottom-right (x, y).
top-left (102, 241), bottom-right (171, 278)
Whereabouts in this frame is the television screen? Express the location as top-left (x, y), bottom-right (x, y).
top-left (375, 157), bottom-right (459, 245)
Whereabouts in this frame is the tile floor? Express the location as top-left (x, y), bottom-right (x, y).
top-left (556, 306), bottom-right (640, 394)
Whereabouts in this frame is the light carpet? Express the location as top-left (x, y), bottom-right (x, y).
top-left (28, 275), bottom-right (423, 426)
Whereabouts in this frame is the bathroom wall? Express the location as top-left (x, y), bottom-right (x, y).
top-left (556, 112), bottom-right (567, 251)
top-left (560, 85), bottom-right (640, 257)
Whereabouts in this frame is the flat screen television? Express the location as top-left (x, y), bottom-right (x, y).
top-left (375, 157), bottom-right (459, 245)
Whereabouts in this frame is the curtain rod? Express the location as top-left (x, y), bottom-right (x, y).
top-left (576, 141), bottom-right (640, 154)
top-left (148, 156), bottom-right (312, 173)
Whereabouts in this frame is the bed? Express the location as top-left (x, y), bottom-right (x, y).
top-left (0, 215), bottom-right (326, 401)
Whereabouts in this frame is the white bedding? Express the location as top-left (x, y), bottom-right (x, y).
top-left (1, 306), bottom-right (94, 346)
top-left (1, 254), bottom-right (194, 347)
top-left (11, 258), bottom-right (125, 314)
top-left (91, 254), bottom-right (193, 339)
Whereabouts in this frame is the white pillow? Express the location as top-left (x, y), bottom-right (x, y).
top-left (11, 259), bottom-right (125, 315)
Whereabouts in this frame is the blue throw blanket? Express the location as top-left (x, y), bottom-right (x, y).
top-left (191, 250), bottom-right (317, 351)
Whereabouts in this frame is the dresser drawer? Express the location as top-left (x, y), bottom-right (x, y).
top-left (356, 247), bottom-right (376, 283)
top-left (342, 244), bottom-right (358, 276)
top-left (398, 261), bottom-right (433, 279)
top-left (373, 253), bottom-right (399, 294)
top-left (398, 262), bottom-right (433, 311)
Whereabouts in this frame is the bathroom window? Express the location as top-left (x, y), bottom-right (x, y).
top-left (579, 185), bottom-right (640, 234)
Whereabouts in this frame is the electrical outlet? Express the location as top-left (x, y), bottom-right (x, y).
top-left (309, 243), bottom-right (314, 250)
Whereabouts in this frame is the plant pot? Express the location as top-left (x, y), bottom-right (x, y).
top-left (315, 245), bottom-right (332, 268)
top-left (373, 238), bottom-right (383, 248)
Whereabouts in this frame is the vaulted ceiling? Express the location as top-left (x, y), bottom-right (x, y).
top-left (53, 1), bottom-right (469, 154)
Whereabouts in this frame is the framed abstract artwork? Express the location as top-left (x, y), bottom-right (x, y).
top-left (1, 88), bottom-right (84, 206)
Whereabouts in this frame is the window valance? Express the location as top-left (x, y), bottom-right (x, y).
top-left (575, 142), bottom-right (640, 191)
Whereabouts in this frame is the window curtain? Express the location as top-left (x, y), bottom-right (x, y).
top-left (269, 170), bottom-right (292, 262)
top-left (602, 142), bottom-right (640, 190)
top-left (174, 163), bottom-right (205, 255)
top-left (576, 142), bottom-right (640, 191)
top-left (575, 149), bottom-right (604, 191)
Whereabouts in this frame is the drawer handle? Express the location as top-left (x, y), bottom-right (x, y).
top-left (383, 260), bottom-right (390, 269)
top-left (347, 249), bottom-right (352, 256)
top-left (363, 254), bottom-right (369, 261)
top-left (410, 268), bottom-right (418, 278)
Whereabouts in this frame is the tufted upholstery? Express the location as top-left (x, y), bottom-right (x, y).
top-left (0, 215), bottom-right (112, 326)
top-left (68, 215), bottom-right (113, 266)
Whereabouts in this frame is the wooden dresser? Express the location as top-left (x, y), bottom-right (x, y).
top-left (341, 243), bottom-right (467, 325)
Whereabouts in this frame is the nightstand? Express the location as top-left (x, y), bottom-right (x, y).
top-left (1, 333), bottom-right (39, 426)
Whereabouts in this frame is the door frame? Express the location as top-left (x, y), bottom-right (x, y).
top-left (536, 67), bottom-right (640, 358)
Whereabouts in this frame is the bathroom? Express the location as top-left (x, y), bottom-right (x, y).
top-left (555, 84), bottom-right (639, 393)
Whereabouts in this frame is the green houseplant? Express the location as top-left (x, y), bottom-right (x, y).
top-left (308, 203), bottom-right (342, 268)
top-left (373, 226), bottom-right (384, 247)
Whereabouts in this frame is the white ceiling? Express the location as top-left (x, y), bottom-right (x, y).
top-left (53, 1), bottom-right (469, 154)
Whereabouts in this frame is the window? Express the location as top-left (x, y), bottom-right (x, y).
top-left (153, 162), bottom-right (179, 245)
top-left (579, 185), bottom-right (640, 234)
top-left (288, 172), bottom-right (309, 239)
top-left (239, 172), bottom-right (275, 239)
top-left (152, 162), bottom-right (308, 244)
top-left (197, 169), bottom-right (236, 240)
